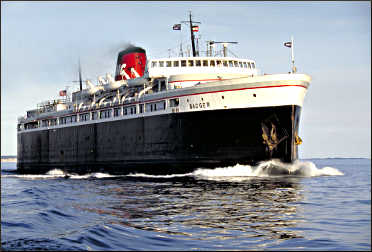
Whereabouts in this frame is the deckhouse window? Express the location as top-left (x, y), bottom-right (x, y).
top-left (79, 113), bottom-right (89, 121)
top-left (151, 61), bottom-right (158, 68)
top-left (42, 120), bottom-right (49, 127)
top-left (248, 62), bottom-right (252, 69)
top-left (100, 109), bottom-right (111, 119)
top-left (210, 60), bottom-right (215, 67)
top-left (243, 62), bottom-right (247, 68)
top-left (170, 98), bottom-right (179, 107)
top-left (239, 61), bottom-right (243, 68)
top-left (50, 119), bottom-right (57, 126)
top-left (251, 62), bottom-right (256, 68)
top-left (124, 106), bottom-right (136, 115)
top-left (114, 108), bottom-right (121, 117)
top-left (229, 60), bottom-right (234, 67)
top-left (223, 60), bottom-right (228, 67)
top-left (173, 61), bottom-right (179, 67)
top-left (188, 60), bottom-right (194, 67)
top-left (216, 60), bottom-right (222, 67)
top-left (59, 117), bottom-right (67, 125)
top-left (159, 61), bottom-right (164, 67)
top-left (160, 80), bottom-right (166, 91)
top-left (195, 60), bottom-right (201, 67)
top-left (202, 60), bottom-right (208, 66)
top-left (166, 61), bottom-right (172, 67)
top-left (234, 61), bottom-right (239, 67)
top-left (181, 60), bottom-right (187, 67)
top-left (92, 111), bottom-right (98, 120)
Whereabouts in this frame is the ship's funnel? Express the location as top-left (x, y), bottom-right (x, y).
top-left (115, 46), bottom-right (146, 81)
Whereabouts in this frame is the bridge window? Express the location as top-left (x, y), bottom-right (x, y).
top-left (195, 60), bottom-right (201, 67)
top-left (239, 61), bottom-right (243, 68)
top-left (234, 61), bottom-right (239, 67)
top-left (210, 60), bottom-right (215, 67)
top-left (229, 60), bottom-right (234, 67)
top-left (159, 61), bottom-right (164, 67)
top-left (243, 62), bottom-right (247, 68)
top-left (203, 60), bottom-right (208, 66)
top-left (166, 61), bottom-right (172, 67)
top-left (188, 60), bottom-right (194, 67)
top-left (223, 60), bottom-right (228, 67)
top-left (248, 62), bottom-right (252, 69)
top-left (181, 60), bottom-right (187, 67)
top-left (173, 60), bottom-right (179, 67)
top-left (216, 60), bottom-right (222, 67)
top-left (151, 61), bottom-right (158, 67)
top-left (251, 62), bottom-right (256, 68)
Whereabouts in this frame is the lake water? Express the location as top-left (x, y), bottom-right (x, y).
top-left (1, 158), bottom-right (370, 250)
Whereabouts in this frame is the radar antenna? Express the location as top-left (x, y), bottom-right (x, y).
top-left (208, 41), bottom-right (238, 57)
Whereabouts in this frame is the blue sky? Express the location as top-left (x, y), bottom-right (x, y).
top-left (1, 1), bottom-right (371, 158)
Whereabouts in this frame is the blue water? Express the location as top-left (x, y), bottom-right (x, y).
top-left (1, 158), bottom-right (370, 250)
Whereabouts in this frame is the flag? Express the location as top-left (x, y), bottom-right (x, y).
top-left (192, 25), bottom-right (199, 32)
top-left (173, 24), bottom-right (181, 30)
top-left (284, 41), bottom-right (292, 48)
top-left (59, 90), bottom-right (66, 96)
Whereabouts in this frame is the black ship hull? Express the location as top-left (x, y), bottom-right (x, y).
top-left (17, 105), bottom-right (301, 174)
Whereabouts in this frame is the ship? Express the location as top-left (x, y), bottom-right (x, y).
top-left (17, 13), bottom-right (311, 175)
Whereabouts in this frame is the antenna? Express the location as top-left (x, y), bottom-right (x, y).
top-left (284, 36), bottom-right (296, 73)
top-left (291, 36), bottom-right (297, 73)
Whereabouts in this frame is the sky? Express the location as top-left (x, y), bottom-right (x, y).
top-left (1, 1), bottom-right (371, 158)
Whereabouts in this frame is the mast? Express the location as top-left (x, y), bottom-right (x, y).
top-left (78, 58), bottom-right (83, 91)
top-left (181, 11), bottom-right (201, 57)
top-left (189, 12), bottom-right (196, 57)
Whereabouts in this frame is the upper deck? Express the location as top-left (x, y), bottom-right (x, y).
top-left (148, 56), bottom-right (258, 78)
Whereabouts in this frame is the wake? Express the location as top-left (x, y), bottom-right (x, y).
top-left (2, 159), bottom-right (344, 180)
top-left (128, 159), bottom-right (344, 180)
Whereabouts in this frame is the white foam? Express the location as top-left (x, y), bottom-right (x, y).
top-left (2, 169), bottom-right (68, 180)
top-left (126, 172), bottom-right (194, 178)
top-left (46, 169), bottom-right (66, 176)
top-left (191, 159), bottom-right (344, 181)
top-left (91, 172), bottom-right (117, 178)
top-left (2, 160), bottom-right (344, 180)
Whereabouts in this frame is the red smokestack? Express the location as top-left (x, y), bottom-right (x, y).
top-left (115, 46), bottom-right (146, 81)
